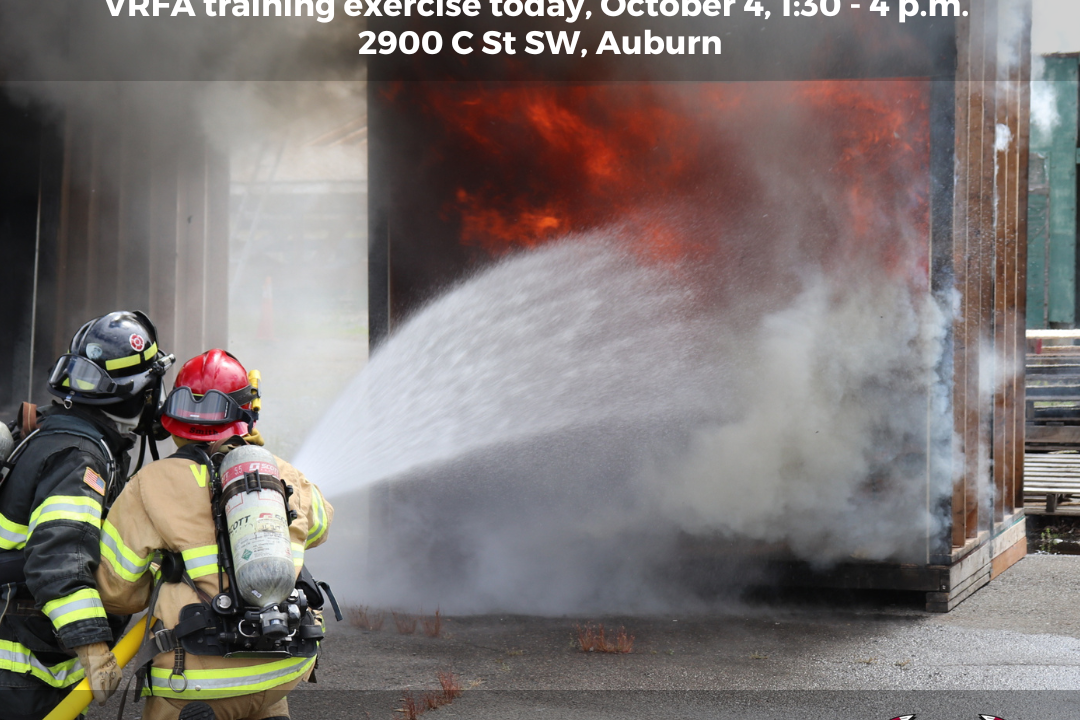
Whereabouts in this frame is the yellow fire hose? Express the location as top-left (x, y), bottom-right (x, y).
top-left (44, 615), bottom-right (150, 720)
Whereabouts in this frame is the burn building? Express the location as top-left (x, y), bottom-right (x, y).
top-left (366, 1), bottom-right (1033, 610)
top-left (0, 2), bottom-right (1035, 611)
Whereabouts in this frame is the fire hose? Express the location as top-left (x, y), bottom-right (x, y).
top-left (43, 614), bottom-right (149, 720)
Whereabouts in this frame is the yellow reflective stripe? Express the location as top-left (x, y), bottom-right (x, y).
top-left (99, 520), bottom-right (151, 583)
top-left (0, 512), bottom-right (28, 550)
top-left (182, 545), bottom-right (219, 579)
top-left (104, 342), bottom-right (155, 371)
top-left (29, 495), bottom-right (102, 535)
top-left (292, 542), bottom-right (305, 569)
top-left (0, 640), bottom-right (84, 688)
top-left (43, 588), bottom-right (107, 628)
top-left (104, 354), bottom-right (140, 370)
top-left (189, 464), bottom-right (208, 488)
top-left (144, 655), bottom-right (315, 700)
top-left (306, 488), bottom-right (328, 547)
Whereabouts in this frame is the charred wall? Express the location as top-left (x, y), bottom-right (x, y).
top-left (0, 97), bottom-right (57, 411)
top-left (0, 85), bottom-right (229, 415)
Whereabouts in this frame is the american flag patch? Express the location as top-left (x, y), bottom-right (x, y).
top-left (83, 467), bottom-right (105, 495)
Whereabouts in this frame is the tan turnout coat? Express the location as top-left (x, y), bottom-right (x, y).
top-left (95, 449), bottom-right (333, 701)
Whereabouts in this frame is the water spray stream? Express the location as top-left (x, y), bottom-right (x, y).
top-left (297, 233), bottom-right (952, 614)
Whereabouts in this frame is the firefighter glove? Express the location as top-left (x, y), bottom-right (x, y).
top-left (75, 642), bottom-right (122, 705)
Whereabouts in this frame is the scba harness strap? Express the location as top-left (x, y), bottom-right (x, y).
top-left (0, 416), bottom-right (118, 500)
top-left (174, 595), bottom-right (324, 659)
top-left (124, 565), bottom-right (324, 688)
top-left (131, 443), bottom-right (338, 669)
top-left (118, 561), bottom-right (334, 718)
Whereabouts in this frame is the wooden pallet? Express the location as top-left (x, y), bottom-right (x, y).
top-left (1026, 345), bottom-right (1080, 450)
top-left (1024, 453), bottom-right (1080, 512)
top-left (1027, 424), bottom-right (1080, 446)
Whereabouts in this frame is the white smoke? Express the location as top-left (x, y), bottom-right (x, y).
top-left (1029, 77), bottom-right (1060, 138)
top-left (0, 74), bottom-right (368, 463)
top-left (0, 4), bottom-right (358, 84)
top-left (995, 122), bottom-right (1014, 153)
top-left (654, 276), bottom-right (950, 565)
top-left (997, 0), bottom-right (1032, 71)
top-left (301, 235), bottom-right (953, 613)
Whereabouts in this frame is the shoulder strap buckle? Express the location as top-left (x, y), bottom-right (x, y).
top-left (152, 627), bottom-right (177, 654)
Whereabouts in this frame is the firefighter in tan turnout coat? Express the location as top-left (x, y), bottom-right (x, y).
top-left (95, 349), bottom-right (333, 720)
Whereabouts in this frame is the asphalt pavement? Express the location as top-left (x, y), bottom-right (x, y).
top-left (96, 552), bottom-right (1080, 720)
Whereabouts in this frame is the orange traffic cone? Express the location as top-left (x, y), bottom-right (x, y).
top-left (257, 276), bottom-right (275, 341)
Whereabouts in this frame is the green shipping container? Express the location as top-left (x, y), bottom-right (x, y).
top-left (1027, 54), bottom-right (1080, 328)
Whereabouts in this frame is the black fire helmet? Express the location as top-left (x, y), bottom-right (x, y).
top-left (48, 310), bottom-right (172, 415)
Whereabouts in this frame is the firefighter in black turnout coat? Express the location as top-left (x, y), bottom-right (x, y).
top-left (0, 311), bottom-right (173, 720)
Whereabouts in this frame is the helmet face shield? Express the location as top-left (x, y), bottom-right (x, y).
top-left (163, 387), bottom-right (254, 426)
top-left (49, 354), bottom-right (124, 396)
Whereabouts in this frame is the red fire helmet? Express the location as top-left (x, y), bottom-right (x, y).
top-left (161, 349), bottom-right (258, 442)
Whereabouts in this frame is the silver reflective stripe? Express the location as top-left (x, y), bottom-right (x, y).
top-left (100, 530), bottom-right (148, 576)
top-left (44, 595), bottom-right (104, 624)
top-left (0, 522), bottom-right (26, 549)
top-left (146, 655), bottom-right (314, 694)
top-left (28, 501), bottom-right (102, 533)
top-left (184, 554), bottom-right (217, 572)
top-left (0, 642), bottom-right (83, 687)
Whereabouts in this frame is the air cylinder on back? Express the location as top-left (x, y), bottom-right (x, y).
top-left (0, 423), bottom-right (14, 463)
top-left (219, 445), bottom-right (295, 607)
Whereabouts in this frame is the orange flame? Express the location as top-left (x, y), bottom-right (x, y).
top-left (399, 80), bottom-right (929, 285)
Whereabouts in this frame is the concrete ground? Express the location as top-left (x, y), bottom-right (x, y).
top-left (96, 549), bottom-right (1080, 720)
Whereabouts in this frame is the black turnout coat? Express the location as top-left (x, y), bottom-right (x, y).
top-left (0, 405), bottom-right (132, 701)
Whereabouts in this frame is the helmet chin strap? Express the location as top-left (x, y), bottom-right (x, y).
top-left (130, 388), bottom-right (164, 471)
